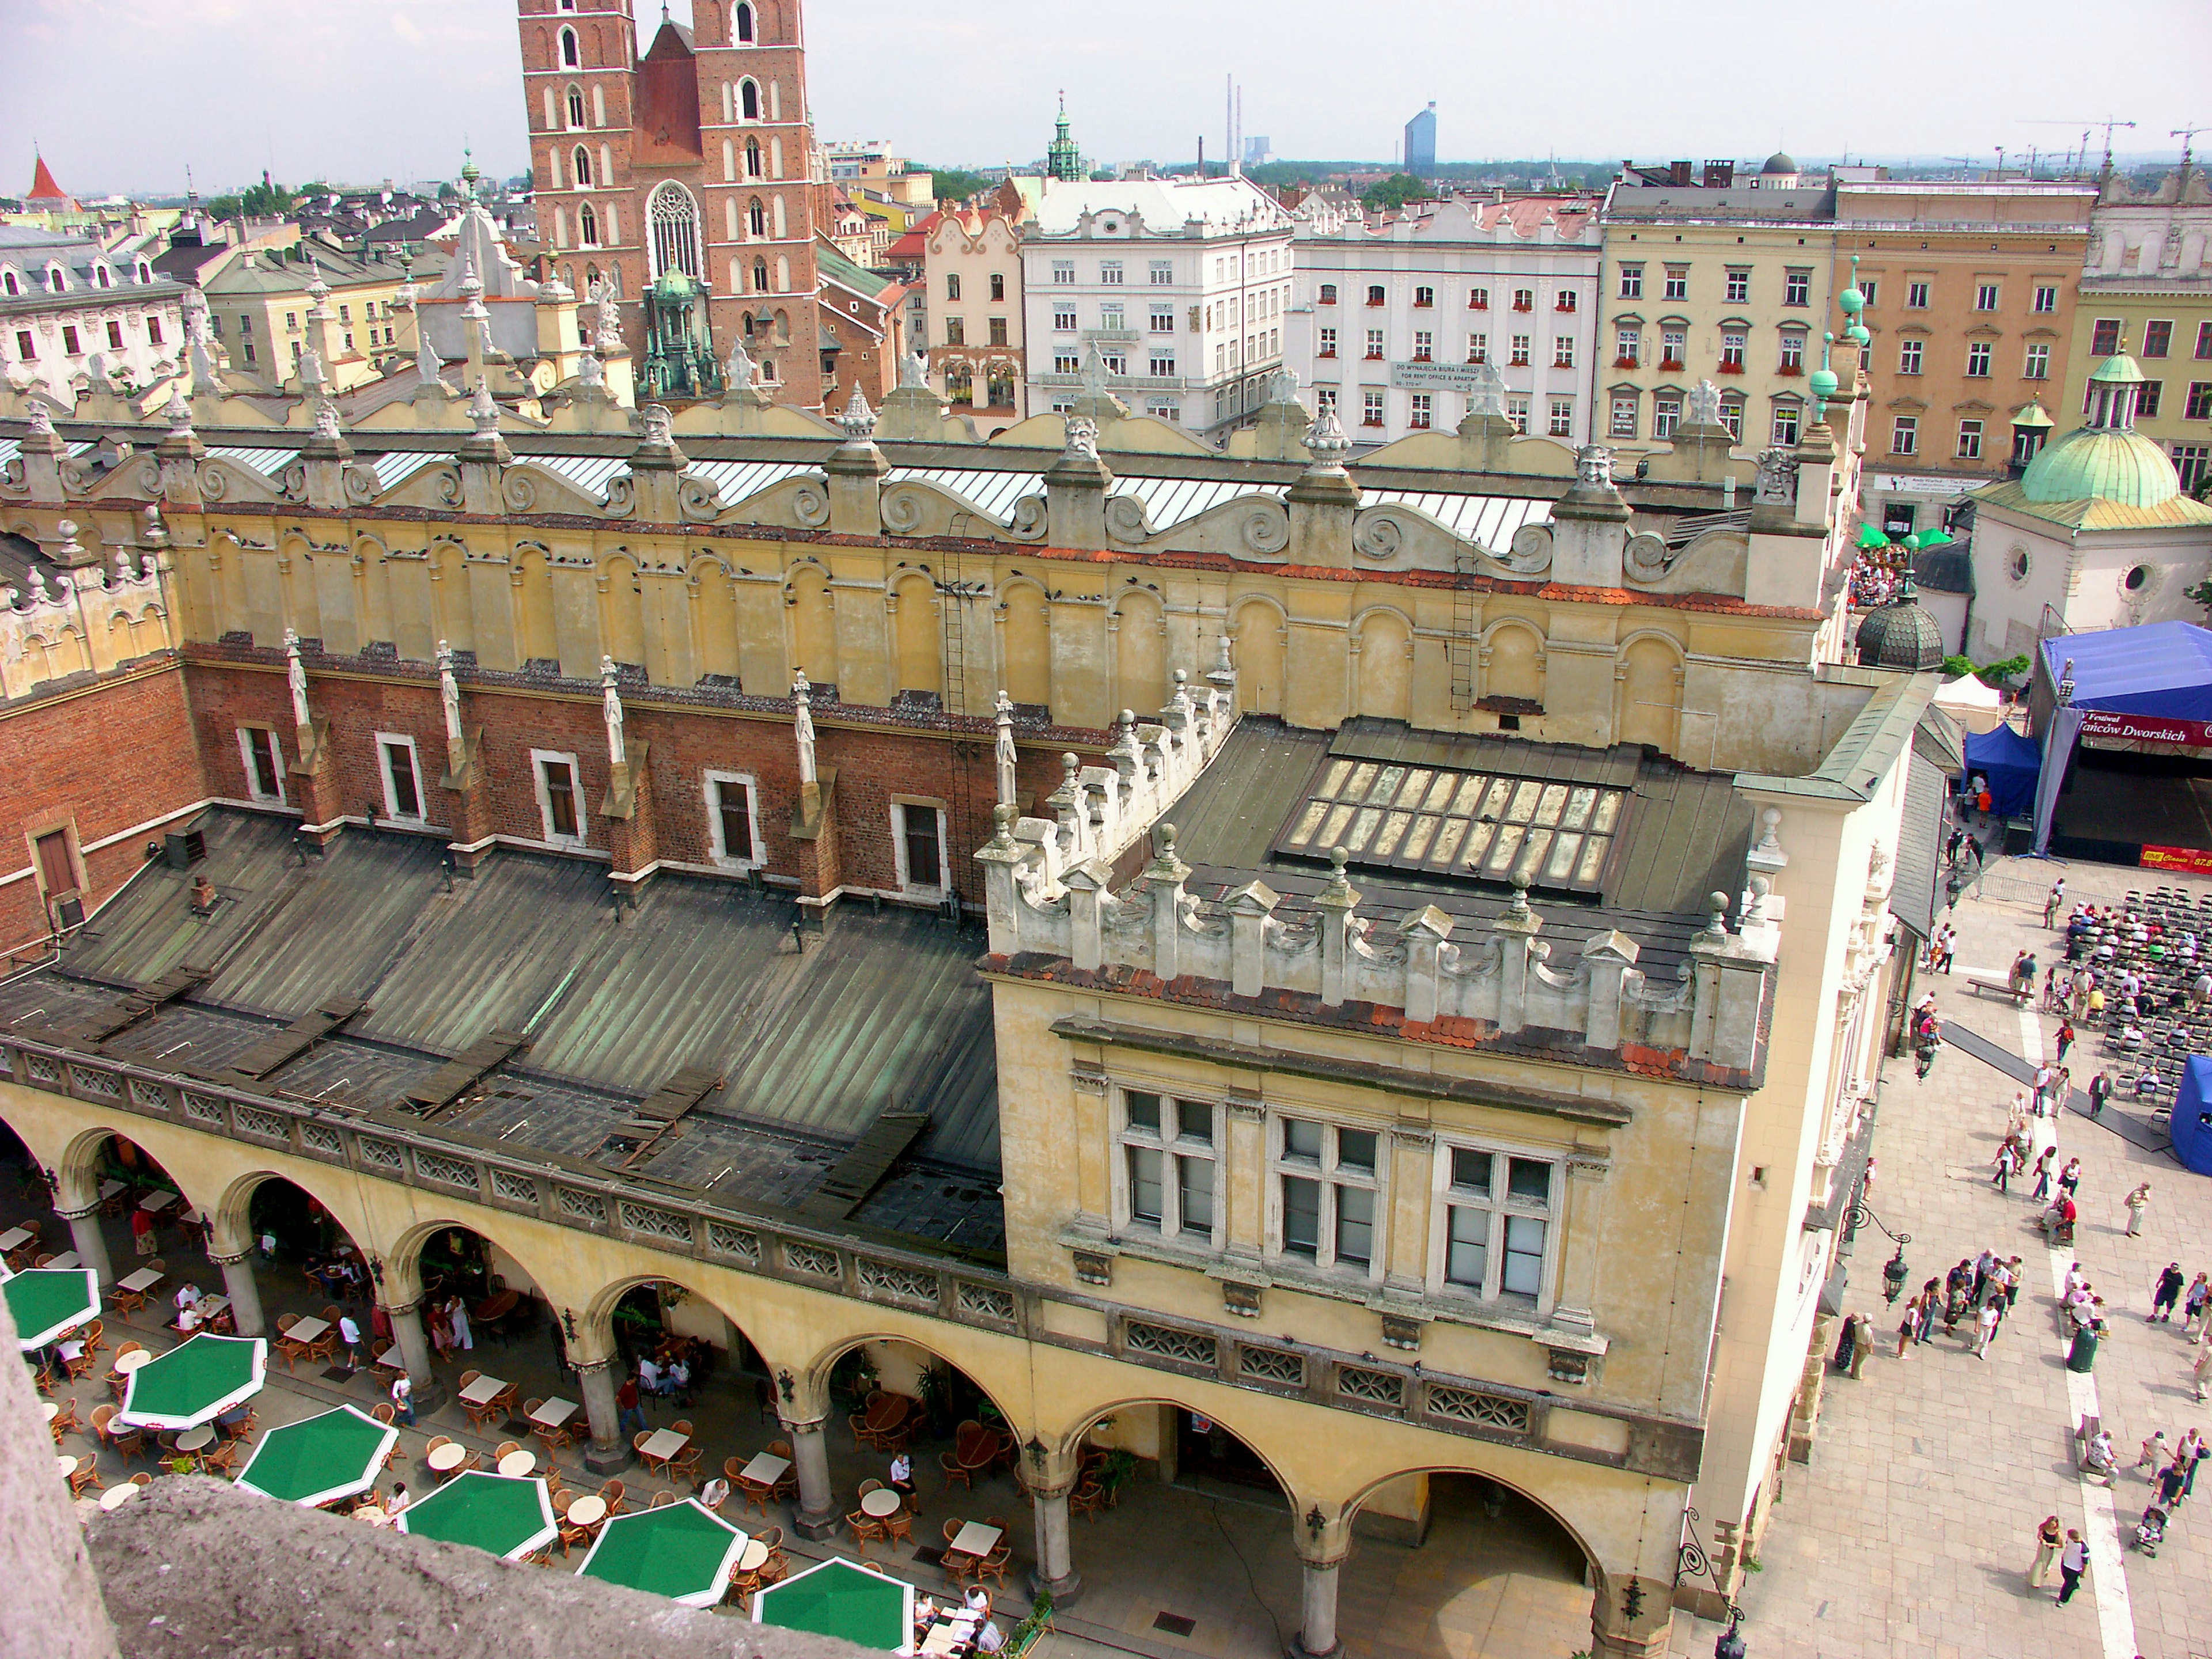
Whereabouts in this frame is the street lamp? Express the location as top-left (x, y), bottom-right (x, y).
top-left (1846, 1192), bottom-right (1912, 1305)
top-left (1715, 1605), bottom-right (1747, 1659)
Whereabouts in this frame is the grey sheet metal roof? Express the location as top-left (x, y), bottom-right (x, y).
top-left (368, 450), bottom-right (439, 490)
top-left (1891, 720), bottom-right (1956, 941)
top-left (1161, 717), bottom-right (1750, 972)
top-left (1112, 475), bottom-right (1286, 531)
top-left (31, 807), bottom-right (1001, 1230)
top-left (688, 458), bottom-right (815, 503)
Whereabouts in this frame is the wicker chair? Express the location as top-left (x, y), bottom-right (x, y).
top-left (80, 1318), bottom-right (106, 1359)
top-left (846, 1509), bottom-right (886, 1554)
top-left (649, 1490), bottom-right (679, 1509)
top-left (67, 1455), bottom-right (103, 1497)
top-left (599, 1477), bottom-right (627, 1514)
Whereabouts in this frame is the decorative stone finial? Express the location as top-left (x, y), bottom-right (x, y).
top-left (162, 388), bottom-right (193, 436)
top-left (114, 548), bottom-right (137, 584)
top-left (641, 403), bottom-right (675, 448)
top-left (1706, 891), bottom-right (1730, 936)
top-left (990, 801), bottom-right (1018, 848)
top-left (139, 503), bottom-right (166, 549)
top-left (298, 344), bottom-right (326, 388)
top-left (578, 349), bottom-right (605, 389)
top-left (899, 348), bottom-right (929, 391)
top-left (600, 654), bottom-right (626, 768)
top-left (725, 340), bottom-right (755, 388)
top-left (313, 397), bottom-right (342, 441)
top-left (1753, 806), bottom-right (1783, 856)
top-left (457, 253), bottom-right (484, 301)
top-left (838, 385), bottom-right (877, 439)
top-left (468, 378), bottom-right (499, 433)
top-left (1685, 380), bottom-right (1723, 429)
top-left (1305, 405), bottom-right (1351, 464)
top-left (305, 253), bottom-right (330, 307)
top-left (1508, 869), bottom-right (1532, 919)
top-left (284, 626), bottom-right (310, 729)
top-left (1321, 844), bottom-right (1353, 900)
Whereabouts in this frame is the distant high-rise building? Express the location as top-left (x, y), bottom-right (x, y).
top-left (1243, 135), bottom-right (1273, 168)
top-left (1404, 103), bottom-right (1437, 177)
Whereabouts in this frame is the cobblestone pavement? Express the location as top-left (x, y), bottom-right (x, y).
top-left (1669, 849), bottom-right (2212, 1659)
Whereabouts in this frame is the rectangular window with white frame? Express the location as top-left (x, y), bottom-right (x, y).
top-left (532, 749), bottom-right (585, 846)
top-left (237, 726), bottom-right (286, 805)
top-left (892, 799), bottom-right (948, 895)
top-left (375, 732), bottom-right (425, 824)
top-left (705, 770), bottom-right (763, 868)
top-left (1116, 1089), bottom-right (1218, 1246)
top-left (1431, 1142), bottom-right (1558, 1310)
top-left (1272, 1115), bottom-right (1381, 1279)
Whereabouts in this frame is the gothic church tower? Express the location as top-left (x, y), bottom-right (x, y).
top-left (517, 0), bottom-right (827, 408)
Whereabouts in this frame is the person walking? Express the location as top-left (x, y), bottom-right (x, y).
top-left (2046, 878), bottom-right (2066, 927)
top-left (2183, 1272), bottom-right (2211, 1339)
top-left (2089, 1071), bottom-right (2112, 1117)
top-left (2028, 1515), bottom-right (2064, 1588)
top-left (1992, 1142), bottom-right (2018, 1194)
top-left (1975, 1297), bottom-right (2003, 1359)
top-left (446, 1294), bottom-right (473, 1353)
top-left (2058, 1157), bottom-right (2083, 1199)
top-left (2153, 1263), bottom-right (2187, 1323)
top-left (2005, 1256), bottom-right (2025, 1312)
top-left (390, 1372), bottom-right (415, 1426)
top-left (616, 1372), bottom-right (646, 1437)
top-left (1897, 1297), bottom-right (1920, 1359)
top-left (2055, 1020), bottom-right (2076, 1066)
top-left (130, 1205), bottom-right (156, 1257)
top-left (1849, 1312), bottom-right (1873, 1378)
top-left (336, 1311), bottom-right (362, 1369)
top-left (2030, 1147), bottom-right (2058, 1202)
top-left (2055, 1531), bottom-right (2088, 1605)
top-left (2124, 1181), bottom-right (2153, 1237)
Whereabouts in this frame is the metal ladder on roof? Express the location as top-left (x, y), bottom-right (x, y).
top-left (1449, 549), bottom-right (1478, 713)
top-left (938, 542), bottom-right (975, 921)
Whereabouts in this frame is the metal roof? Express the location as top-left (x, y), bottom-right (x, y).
top-left (368, 450), bottom-right (439, 490)
top-left (687, 459), bottom-right (815, 504)
top-left (531, 453), bottom-right (630, 499)
top-left (24, 806), bottom-right (1002, 1239)
top-left (1113, 475), bottom-right (1285, 531)
top-left (1362, 488), bottom-right (1552, 550)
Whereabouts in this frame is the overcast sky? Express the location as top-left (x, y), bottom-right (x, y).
top-left (6, 0), bottom-right (2210, 196)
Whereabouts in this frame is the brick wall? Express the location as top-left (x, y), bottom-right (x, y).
top-left (183, 660), bottom-right (1075, 904)
top-left (0, 661), bottom-right (207, 950)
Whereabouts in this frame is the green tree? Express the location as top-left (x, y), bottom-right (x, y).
top-left (919, 166), bottom-right (997, 207)
top-left (1360, 172), bottom-right (1430, 213)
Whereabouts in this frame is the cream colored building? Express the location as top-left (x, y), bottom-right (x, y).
top-left (2063, 165), bottom-right (2212, 496)
top-left (1599, 162), bottom-right (1836, 457)
top-left (202, 244), bottom-right (429, 391)
top-left (923, 205), bottom-right (1027, 432)
top-left (0, 317), bottom-right (1940, 1653)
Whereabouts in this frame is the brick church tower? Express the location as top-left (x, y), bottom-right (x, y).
top-left (517, 0), bottom-right (828, 409)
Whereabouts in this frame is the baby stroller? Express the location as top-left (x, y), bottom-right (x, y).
top-left (2133, 1503), bottom-right (2168, 1556)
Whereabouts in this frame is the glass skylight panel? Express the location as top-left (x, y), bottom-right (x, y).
top-left (1276, 757), bottom-right (1628, 894)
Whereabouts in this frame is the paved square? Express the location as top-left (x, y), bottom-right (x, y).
top-left (1670, 851), bottom-right (2212, 1659)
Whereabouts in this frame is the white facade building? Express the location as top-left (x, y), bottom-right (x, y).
top-left (1020, 175), bottom-right (1294, 440)
top-left (1286, 196), bottom-right (1603, 447)
top-left (0, 228), bottom-right (185, 407)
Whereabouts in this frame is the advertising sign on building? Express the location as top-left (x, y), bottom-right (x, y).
top-left (2080, 710), bottom-right (2212, 749)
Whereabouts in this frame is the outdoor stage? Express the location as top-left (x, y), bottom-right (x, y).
top-left (2048, 745), bottom-right (2212, 868)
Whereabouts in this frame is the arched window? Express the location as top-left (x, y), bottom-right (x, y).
top-left (774, 307), bottom-right (790, 343)
top-left (94, 264), bottom-right (110, 288)
top-left (567, 86), bottom-right (585, 128)
top-left (135, 260), bottom-right (150, 283)
top-left (760, 357), bottom-right (775, 382)
top-left (748, 196), bottom-right (766, 237)
top-left (647, 179), bottom-right (702, 278)
top-left (734, 2), bottom-right (754, 41)
top-left (1, 270), bottom-right (16, 297)
top-left (47, 266), bottom-right (65, 293)
top-left (578, 202), bottom-right (599, 246)
top-left (559, 26), bottom-right (580, 67)
top-left (745, 138), bottom-right (763, 177)
top-left (572, 145), bottom-right (593, 186)
top-left (753, 257), bottom-right (768, 293)
top-left (740, 79), bottom-right (759, 120)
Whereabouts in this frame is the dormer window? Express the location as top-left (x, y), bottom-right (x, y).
top-left (46, 266), bottom-right (66, 293)
top-left (135, 261), bottom-right (151, 283)
top-left (94, 264), bottom-right (111, 289)
top-left (1, 270), bottom-right (16, 297)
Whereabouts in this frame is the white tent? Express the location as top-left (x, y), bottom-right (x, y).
top-left (1932, 673), bottom-right (2008, 735)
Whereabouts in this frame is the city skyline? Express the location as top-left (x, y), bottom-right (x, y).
top-left (0, 0), bottom-right (2206, 197)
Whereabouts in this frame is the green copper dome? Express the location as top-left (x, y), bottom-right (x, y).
top-left (2088, 353), bottom-right (2145, 385)
top-left (2019, 429), bottom-right (2183, 508)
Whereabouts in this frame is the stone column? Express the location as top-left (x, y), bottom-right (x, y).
top-left (54, 1202), bottom-right (113, 1289)
top-left (209, 1247), bottom-right (264, 1338)
top-left (1023, 1441), bottom-right (1085, 1604)
top-left (574, 1357), bottom-right (631, 1475)
top-left (781, 1411), bottom-right (838, 1540)
top-left (382, 1299), bottom-right (444, 1415)
top-left (1290, 1511), bottom-right (1352, 1659)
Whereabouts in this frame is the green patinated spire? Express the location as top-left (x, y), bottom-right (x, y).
top-left (1047, 93), bottom-right (1084, 183)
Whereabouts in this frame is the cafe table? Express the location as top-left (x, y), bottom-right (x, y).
top-left (0, 1225), bottom-right (32, 1253)
top-left (459, 1373), bottom-right (509, 1407)
top-left (948, 1520), bottom-right (1001, 1557)
top-left (738, 1451), bottom-right (791, 1486)
top-left (113, 1349), bottom-right (154, 1376)
top-left (860, 1487), bottom-right (900, 1518)
top-left (637, 1426), bottom-right (688, 1473)
top-left (175, 1425), bottom-right (215, 1456)
top-left (99, 1482), bottom-right (142, 1511)
top-left (498, 1449), bottom-right (536, 1479)
top-left (116, 1267), bottom-right (164, 1295)
top-left (427, 1442), bottom-right (469, 1475)
top-left (529, 1397), bottom-right (579, 1430)
top-left (565, 1493), bottom-right (608, 1527)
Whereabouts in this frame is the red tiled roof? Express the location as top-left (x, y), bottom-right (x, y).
top-left (27, 154), bottom-right (71, 203)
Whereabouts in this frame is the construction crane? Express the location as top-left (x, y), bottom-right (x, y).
top-left (2024, 118), bottom-right (2137, 177)
top-left (2174, 124), bottom-right (2207, 176)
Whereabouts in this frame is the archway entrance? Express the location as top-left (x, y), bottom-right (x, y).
top-left (0, 1112), bottom-right (50, 1267)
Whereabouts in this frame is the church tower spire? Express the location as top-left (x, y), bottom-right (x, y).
top-left (1047, 93), bottom-right (1084, 183)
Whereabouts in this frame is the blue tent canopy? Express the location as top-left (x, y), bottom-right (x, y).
top-left (2039, 622), bottom-right (2212, 718)
top-left (1961, 723), bottom-right (2040, 819)
top-left (2172, 1057), bottom-right (2212, 1178)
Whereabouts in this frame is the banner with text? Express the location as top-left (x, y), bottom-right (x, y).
top-left (2142, 844), bottom-right (2212, 875)
top-left (2079, 710), bottom-right (2212, 748)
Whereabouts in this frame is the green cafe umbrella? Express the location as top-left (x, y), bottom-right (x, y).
top-left (1910, 527), bottom-right (1953, 551)
top-left (3, 1266), bottom-right (100, 1351)
top-left (575, 1498), bottom-right (747, 1608)
top-left (116, 1334), bottom-right (267, 1431)
top-left (233, 1404), bottom-right (397, 1508)
top-left (1855, 523), bottom-right (1892, 550)
top-left (397, 1470), bottom-right (558, 1560)
top-left (753, 1556), bottom-right (915, 1651)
